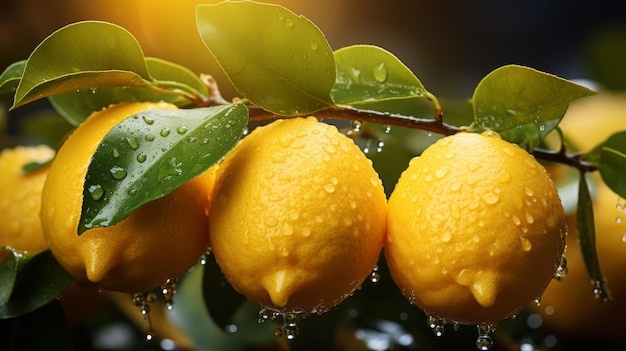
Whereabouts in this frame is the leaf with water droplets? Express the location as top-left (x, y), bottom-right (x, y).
top-left (576, 173), bottom-right (611, 302)
top-left (11, 21), bottom-right (152, 109)
top-left (0, 249), bottom-right (72, 318)
top-left (78, 102), bottom-right (248, 235)
top-left (331, 45), bottom-right (431, 113)
top-left (585, 131), bottom-right (626, 199)
top-left (196, 1), bottom-right (335, 115)
top-left (49, 57), bottom-right (209, 126)
top-left (0, 60), bottom-right (25, 96)
top-left (469, 65), bottom-right (596, 149)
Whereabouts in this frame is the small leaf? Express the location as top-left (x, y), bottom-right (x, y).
top-left (577, 172), bottom-right (611, 302)
top-left (0, 250), bottom-right (72, 319)
top-left (584, 131), bottom-right (626, 198)
top-left (202, 253), bottom-right (247, 329)
top-left (13, 21), bottom-right (151, 109)
top-left (49, 57), bottom-right (208, 126)
top-left (196, 1), bottom-right (335, 115)
top-left (79, 103), bottom-right (248, 234)
top-left (0, 60), bottom-right (25, 95)
top-left (469, 65), bottom-right (596, 149)
top-left (0, 300), bottom-right (73, 350)
top-left (331, 45), bottom-right (429, 109)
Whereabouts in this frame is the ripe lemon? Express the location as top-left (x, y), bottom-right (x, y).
top-left (41, 102), bottom-right (211, 293)
top-left (208, 117), bottom-right (387, 314)
top-left (386, 131), bottom-right (567, 325)
top-left (0, 145), bottom-right (55, 253)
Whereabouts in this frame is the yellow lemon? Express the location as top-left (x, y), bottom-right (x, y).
top-left (209, 117), bottom-right (387, 314)
top-left (0, 145), bottom-right (55, 253)
top-left (386, 131), bottom-right (567, 325)
top-left (41, 102), bottom-right (212, 293)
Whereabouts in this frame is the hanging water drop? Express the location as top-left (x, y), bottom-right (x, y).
top-left (282, 313), bottom-right (299, 340)
top-left (475, 324), bottom-right (493, 350)
top-left (554, 255), bottom-right (568, 280)
top-left (370, 265), bottom-right (381, 283)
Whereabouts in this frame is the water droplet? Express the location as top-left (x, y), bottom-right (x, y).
top-left (520, 237), bottom-right (532, 251)
top-left (110, 166), bottom-right (127, 180)
top-left (373, 62), bottom-right (388, 83)
top-left (137, 153), bottom-right (147, 163)
top-left (145, 134), bottom-right (155, 142)
top-left (126, 136), bottom-right (140, 150)
top-left (525, 213), bottom-right (534, 224)
top-left (370, 265), bottom-right (381, 283)
top-left (142, 115), bottom-right (154, 125)
top-left (88, 184), bottom-right (104, 201)
top-left (309, 41), bottom-right (319, 51)
top-left (111, 148), bottom-right (120, 158)
top-left (482, 192), bottom-right (499, 204)
top-left (277, 12), bottom-right (284, 21)
top-left (283, 313), bottom-right (299, 340)
top-left (384, 125), bottom-right (392, 134)
top-left (475, 335), bottom-right (493, 350)
top-left (554, 255), bottom-right (568, 280)
top-left (441, 232), bottom-right (452, 242)
top-left (284, 18), bottom-right (294, 28)
top-left (128, 188), bottom-right (137, 195)
top-left (160, 128), bottom-right (171, 137)
top-left (177, 125), bottom-right (188, 134)
top-left (323, 183), bottom-right (336, 193)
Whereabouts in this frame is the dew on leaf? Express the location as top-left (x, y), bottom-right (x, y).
top-left (110, 166), bottom-right (127, 180)
top-left (88, 184), bottom-right (104, 201)
top-left (176, 125), bottom-right (188, 134)
top-left (111, 148), bottom-right (120, 158)
top-left (142, 115), bottom-right (155, 125)
top-left (126, 136), bottom-right (140, 150)
top-left (136, 153), bottom-right (147, 163)
top-left (373, 62), bottom-right (388, 83)
top-left (145, 135), bottom-right (155, 142)
top-left (160, 128), bottom-right (171, 137)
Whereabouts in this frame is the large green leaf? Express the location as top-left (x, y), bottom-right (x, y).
top-left (196, 1), bottom-right (335, 115)
top-left (469, 65), bottom-right (596, 149)
top-left (0, 60), bottom-right (25, 95)
top-left (585, 131), bottom-right (626, 198)
top-left (12, 21), bottom-right (151, 109)
top-left (576, 173), bottom-right (611, 301)
top-left (331, 45), bottom-right (429, 109)
top-left (49, 57), bottom-right (209, 126)
top-left (79, 103), bottom-right (248, 234)
top-left (0, 250), bottom-right (72, 319)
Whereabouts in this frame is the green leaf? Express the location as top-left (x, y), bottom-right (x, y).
top-left (0, 250), bottom-right (72, 319)
top-left (12, 21), bottom-right (151, 109)
top-left (0, 60), bottom-right (25, 95)
top-left (469, 65), bottom-right (596, 149)
top-left (202, 253), bottom-right (247, 330)
top-left (49, 57), bottom-right (208, 126)
top-left (196, 1), bottom-right (335, 115)
top-left (331, 45), bottom-right (429, 109)
top-left (79, 103), bottom-right (248, 234)
top-left (576, 172), bottom-right (611, 301)
top-left (585, 131), bottom-right (626, 198)
top-left (0, 300), bottom-right (72, 350)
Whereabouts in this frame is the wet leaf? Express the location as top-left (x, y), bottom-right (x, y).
top-left (0, 250), bottom-right (72, 319)
top-left (79, 102), bottom-right (248, 234)
top-left (469, 65), bottom-right (596, 149)
top-left (196, 1), bottom-right (335, 115)
top-left (331, 45), bottom-right (430, 111)
top-left (49, 57), bottom-right (208, 126)
top-left (577, 173), bottom-right (611, 301)
top-left (0, 300), bottom-right (72, 350)
top-left (585, 131), bottom-right (626, 198)
top-left (0, 60), bottom-right (25, 95)
top-left (202, 253), bottom-right (247, 330)
top-left (12, 21), bottom-right (151, 109)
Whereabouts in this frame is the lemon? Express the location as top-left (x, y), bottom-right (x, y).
top-left (0, 145), bottom-right (55, 253)
top-left (386, 131), bottom-right (567, 325)
top-left (208, 117), bottom-right (387, 314)
top-left (41, 102), bottom-right (212, 293)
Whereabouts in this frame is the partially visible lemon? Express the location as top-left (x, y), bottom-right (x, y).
top-left (0, 145), bottom-right (55, 253)
top-left (209, 117), bottom-right (387, 314)
top-left (386, 131), bottom-right (567, 325)
top-left (41, 102), bottom-right (212, 293)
